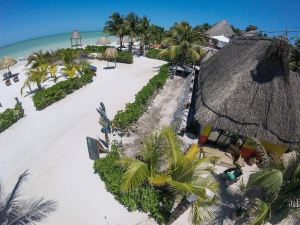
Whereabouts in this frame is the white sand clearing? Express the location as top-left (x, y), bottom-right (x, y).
top-left (0, 56), bottom-right (166, 225)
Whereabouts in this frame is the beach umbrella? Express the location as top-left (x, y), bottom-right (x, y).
top-left (96, 37), bottom-right (111, 46)
top-left (0, 56), bottom-right (17, 71)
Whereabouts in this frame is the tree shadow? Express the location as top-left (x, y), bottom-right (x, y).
top-left (103, 66), bottom-right (116, 70)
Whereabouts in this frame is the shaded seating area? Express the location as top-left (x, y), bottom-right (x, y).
top-left (193, 37), bottom-right (299, 167)
top-left (3, 72), bottom-right (20, 86)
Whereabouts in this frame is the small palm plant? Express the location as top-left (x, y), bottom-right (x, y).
top-left (61, 64), bottom-right (78, 78)
top-left (48, 64), bottom-right (58, 82)
top-left (119, 127), bottom-right (219, 225)
top-left (246, 149), bottom-right (300, 224)
top-left (0, 170), bottom-right (57, 225)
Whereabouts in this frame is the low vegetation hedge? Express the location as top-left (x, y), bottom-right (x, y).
top-left (145, 48), bottom-right (162, 59)
top-left (93, 144), bottom-right (173, 224)
top-left (0, 103), bottom-right (25, 133)
top-left (33, 73), bottom-right (94, 110)
top-left (116, 50), bottom-right (133, 64)
top-left (112, 64), bottom-right (169, 131)
top-left (85, 45), bottom-right (133, 64)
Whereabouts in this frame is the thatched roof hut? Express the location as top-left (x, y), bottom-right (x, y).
top-left (205, 20), bottom-right (235, 38)
top-left (96, 37), bottom-right (111, 46)
top-left (0, 56), bottom-right (17, 70)
top-left (194, 36), bottom-right (300, 148)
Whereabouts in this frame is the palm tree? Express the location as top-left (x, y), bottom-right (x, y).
top-left (246, 149), bottom-right (300, 224)
top-left (125, 12), bottom-right (140, 52)
top-left (0, 170), bottom-right (57, 225)
top-left (136, 16), bottom-right (151, 55)
top-left (22, 66), bottom-right (48, 92)
top-left (48, 64), bottom-right (58, 82)
top-left (61, 64), bottom-right (78, 78)
top-left (27, 50), bottom-right (47, 69)
top-left (120, 127), bottom-right (219, 225)
top-left (159, 41), bottom-right (206, 66)
top-left (104, 12), bottom-right (129, 49)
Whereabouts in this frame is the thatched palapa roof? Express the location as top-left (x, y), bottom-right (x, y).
top-left (0, 56), bottom-right (17, 70)
top-left (195, 36), bottom-right (300, 148)
top-left (71, 30), bottom-right (81, 39)
top-left (205, 20), bottom-right (235, 38)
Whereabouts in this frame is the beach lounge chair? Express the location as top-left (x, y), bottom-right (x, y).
top-left (13, 75), bottom-right (19, 82)
top-left (5, 79), bottom-right (11, 86)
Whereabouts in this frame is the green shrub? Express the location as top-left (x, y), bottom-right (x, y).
top-left (116, 50), bottom-right (133, 64)
top-left (113, 64), bottom-right (168, 131)
top-left (93, 144), bottom-right (173, 224)
top-left (33, 73), bottom-right (94, 110)
top-left (0, 103), bottom-right (25, 133)
top-left (84, 45), bottom-right (108, 54)
top-left (145, 49), bottom-right (161, 59)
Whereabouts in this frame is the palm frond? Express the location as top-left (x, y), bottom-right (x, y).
top-left (6, 199), bottom-right (57, 225)
top-left (4, 170), bottom-right (29, 212)
top-left (121, 160), bottom-right (150, 192)
top-left (161, 127), bottom-right (181, 168)
top-left (247, 169), bottom-right (283, 201)
top-left (149, 174), bottom-right (170, 186)
top-left (185, 144), bottom-right (200, 162)
top-left (248, 199), bottom-right (270, 225)
top-left (190, 199), bottom-right (217, 225)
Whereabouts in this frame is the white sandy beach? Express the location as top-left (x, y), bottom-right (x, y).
top-left (0, 56), bottom-right (165, 225)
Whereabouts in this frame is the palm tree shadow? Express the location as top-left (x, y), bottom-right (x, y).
top-left (23, 88), bottom-right (41, 97)
top-left (0, 170), bottom-right (57, 224)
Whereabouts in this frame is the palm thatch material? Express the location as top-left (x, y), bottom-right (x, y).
top-left (0, 56), bottom-right (17, 70)
top-left (96, 37), bottom-right (111, 46)
top-left (103, 48), bottom-right (118, 59)
top-left (194, 36), bottom-right (300, 148)
top-left (204, 20), bottom-right (235, 38)
top-left (71, 30), bottom-right (81, 39)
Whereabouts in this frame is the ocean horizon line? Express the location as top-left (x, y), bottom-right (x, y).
top-left (0, 30), bottom-right (106, 49)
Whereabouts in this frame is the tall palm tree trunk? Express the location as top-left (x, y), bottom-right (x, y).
top-left (166, 197), bottom-right (192, 225)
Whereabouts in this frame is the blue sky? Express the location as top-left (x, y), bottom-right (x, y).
top-left (0, 0), bottom-right (299, 47)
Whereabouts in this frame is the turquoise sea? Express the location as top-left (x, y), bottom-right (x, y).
top-left (0, 31), bottom-right (116, 59)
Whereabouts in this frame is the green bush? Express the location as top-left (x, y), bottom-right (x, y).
top-left (84, 45), bottom-right (108, 54)
top-left (33, 73), bottom-right (94, 110)
top-left (93, 144), bottom-right (173, 224)
top-left (113, 64), bottom-right (168, 131)
top-left (116, 50), bottom-right (133, 64)
top-left (145, 49), bottom-right (161, 59)
top-left (0, 103), bottom-right (25, 133)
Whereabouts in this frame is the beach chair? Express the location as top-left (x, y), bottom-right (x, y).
top-left (5, 79), bottom-right (11, 86)
top-left (13, 75), bottom-right (19, 82)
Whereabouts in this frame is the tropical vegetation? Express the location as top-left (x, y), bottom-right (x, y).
top-left (32, 72), bottom-right (94, 110)
top-left (96, 127), bottom-right (219, 225)
top-left (246, 149), bottom-right (300, 224)
top-left (0, 102), bottom-right (24, 133)
top-left (94, 143), bottom-right (174, 224)
top-left (0, 170), bottom-right (56, 225)
top-left (112, 64), bottom-right (168, 132)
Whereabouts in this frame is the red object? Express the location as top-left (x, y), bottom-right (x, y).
top-left (199, 135), bottom-right (208, 145)
top-left (240, 147), bottom-right (256, 158)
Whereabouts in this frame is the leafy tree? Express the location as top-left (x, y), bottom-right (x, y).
top-left (246, 149), bottom-right (300, 224)
top-left (120, 127), bottom-right (219, 225)
top-left (0, 170), bottom-right (57, 225)
top-left (104, 12), bottom-right (129, 49)
top-left (232, 25), bottom-right (242, 36)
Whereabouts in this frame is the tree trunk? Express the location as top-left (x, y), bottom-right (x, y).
top-left (166, 197), bottom-right (192, 225)
top-left (37, 82), bottom-right (42, 90)
top-left (140, 44), bottom-right (144, 55)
